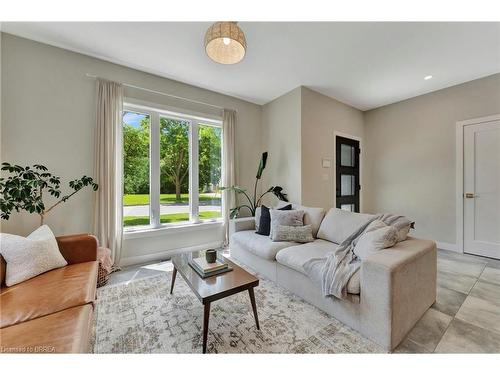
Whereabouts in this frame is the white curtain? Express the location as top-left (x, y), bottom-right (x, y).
top-left (222, 109), bottom-right (236, 246)
top-left (92, 79), bottom-right (124, 267)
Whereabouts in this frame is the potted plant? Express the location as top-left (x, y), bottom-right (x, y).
top-left (0, 162), bottom-right (98, 225)
top-left (221, 152), bottom-right (288, 218)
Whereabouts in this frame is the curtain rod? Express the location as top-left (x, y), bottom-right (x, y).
top-left (85, 73), bottom-right (230, 111)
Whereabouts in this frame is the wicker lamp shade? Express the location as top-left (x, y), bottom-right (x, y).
top-left (205, 22), bottom-right (247, 64)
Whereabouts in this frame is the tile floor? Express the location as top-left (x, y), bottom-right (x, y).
top-left (396, 249), bottom-right (500, 353)
top-left (107, 249), bottom-right (500, 353)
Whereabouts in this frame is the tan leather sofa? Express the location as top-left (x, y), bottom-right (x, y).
top-left (0, 234), bottom-right (98, 353)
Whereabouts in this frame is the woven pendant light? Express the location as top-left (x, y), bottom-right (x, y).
top-left (204, 22), bottom-right (247, 64)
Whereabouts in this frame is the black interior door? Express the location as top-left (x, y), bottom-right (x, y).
top-left (336, 136), bottom-right (360, 212)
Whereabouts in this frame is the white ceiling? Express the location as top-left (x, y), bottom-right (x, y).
top-left (3, 22), bottom-right (500, 110)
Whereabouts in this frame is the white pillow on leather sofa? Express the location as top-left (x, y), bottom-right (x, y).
top-left (0, 225), bottom-right (67, 286)
top-left (317, 208), bottom-right (375, 244)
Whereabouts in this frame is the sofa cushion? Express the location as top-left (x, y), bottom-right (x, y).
top-left (276, 201), bottom-right (327, 238)
top-left (269, 209), bottom-right (304, 238)
top-left (276, 200), bottom-right (291, 209)
top-left (0, 304), bottom-right (93, 353)
top-left (273, 225), bottom-right (314, 243)
top-left (276, 239), bottom-right (360, 294)
top-left (317, 208), bottom-right (375, 244)
top-left (290, 204), bottom-right (326, 238)
top-left (256, 204), bottom-right (292, 236)
top-left (347, 270), bottom-right (360, 295)
top-left (0, 261), bottom-right (98, 328)
top-left (0, 225), bottom-right (68, 286)
top-left (255, 206), bottom-right (261, 231)
top-left (354, 224), bottom-right (399, 260)
top-left (396, 225), bottom-right (411, 242)
top-left (276, 239), bottom-right (336, 271)
top-left (231, 230), bottom-right (300, 260)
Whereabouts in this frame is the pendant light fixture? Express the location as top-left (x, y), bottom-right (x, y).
top-left (204, 22), bottom-right (247, 64)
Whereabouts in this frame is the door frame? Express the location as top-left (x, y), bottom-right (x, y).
top-left (333, 131), bottom-right (363, 212)
top-left (455, 114), bottom-right (500, 255)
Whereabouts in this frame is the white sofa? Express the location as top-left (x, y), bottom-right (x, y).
top-left (229, 205), bottom-right (437, 351)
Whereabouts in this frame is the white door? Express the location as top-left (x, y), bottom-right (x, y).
top-left (463, 120), bottom-right (500, 259)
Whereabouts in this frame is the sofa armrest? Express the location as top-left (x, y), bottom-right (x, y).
top-left (229, 217), bottom-right (255, 237)
top-left (359, 237), bottom-right (437, 350)
top-left (56, 234), bottom-right (98, 265)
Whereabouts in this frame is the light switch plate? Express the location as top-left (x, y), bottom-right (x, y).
top-left (322, 158), bottom-right (331, 168)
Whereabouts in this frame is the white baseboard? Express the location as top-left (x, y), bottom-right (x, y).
top-left (436, 241), bottom-right (460, 253)
top-left (119, 241), bottom-right (223, 267)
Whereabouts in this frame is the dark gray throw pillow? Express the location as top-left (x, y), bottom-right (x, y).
top-left (256, 204), bottom-right (292, 236)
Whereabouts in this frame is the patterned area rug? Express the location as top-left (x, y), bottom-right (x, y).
top-left (93, 267), bottom-right (383, 353)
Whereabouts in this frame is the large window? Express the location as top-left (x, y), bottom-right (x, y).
top-left (123, 104), bottom-right (222, 230)
top-left (123, 111), bottom-right (151, 227)
top-left (198, 124), bottom-right (222, 221)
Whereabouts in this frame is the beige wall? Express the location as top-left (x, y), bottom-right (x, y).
top-left (301, 87), bottom-right (365, 209)
top-left (364, 73), bottom-right (500, 245)
top-left (3, 31), bottom-right (499, 257)
top-left (261, 87), bottom-right (302, 205)
top-left (261, 87), bottom-right (364, 210)
top-left (0, 33), bottom-right (262, 263)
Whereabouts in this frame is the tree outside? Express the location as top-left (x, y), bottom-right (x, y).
top-left (122, 111), bottom-right (222, 227)
top-left (123, 113), bottom-right (150, 199)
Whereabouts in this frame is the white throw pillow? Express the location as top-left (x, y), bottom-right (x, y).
top-left (396, 225), bottom-right (411, 242)
top-left (255, 206), bottom-right (262, 231)
top-left (354, 225), bottom-right (399, 260)
top-left (275, 200), bottom-right (291, 209)
top-left (364, 219), bottom-right (387, 232)
top-left (290, 204), bottom-right (326, 238)
top-left (257, 200), bottom-right (292, 231)
top-left (269, 209), bottom-right (304, 239)
top-left (353, 219), bottom-right (387, 247)
top-left (317, 208), bottom-right (375, 244)
top-left (0, 225), bottom-right (67, 286)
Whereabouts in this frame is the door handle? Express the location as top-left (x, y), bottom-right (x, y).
top-left (465, 193), bottom-right (477, 198)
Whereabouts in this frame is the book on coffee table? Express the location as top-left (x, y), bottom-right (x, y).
top-left (188, 257), bottom-right (232, 278)
top-left (193, 257), bottom-right (228, 272)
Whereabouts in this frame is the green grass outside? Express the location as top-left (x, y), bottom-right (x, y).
top-left (123, 193), bottom-right (221, 206)
top-left (123, 211), bottom-right (221, 227)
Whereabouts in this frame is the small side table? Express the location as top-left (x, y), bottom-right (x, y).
top-left (97, 246), bottom-right (112, 287)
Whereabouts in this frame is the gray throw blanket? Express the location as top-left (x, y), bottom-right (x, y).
top-left (303, 213), bottom-right (412, 299)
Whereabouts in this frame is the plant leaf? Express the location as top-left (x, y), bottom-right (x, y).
top-left (230, 207), bottom-right (240, 219)
top-left (272, 186), bottom-right (288, 202)
top-left (256, 152), bottom-right (268, 179)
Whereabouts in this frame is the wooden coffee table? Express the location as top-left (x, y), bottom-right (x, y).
top-left (170, 251), bottom-right (260, 353)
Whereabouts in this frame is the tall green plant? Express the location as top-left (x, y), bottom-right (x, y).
top-left (0, 162), bottom-right (98, 225)
top-left (221, 152), bottom-right (288, 218)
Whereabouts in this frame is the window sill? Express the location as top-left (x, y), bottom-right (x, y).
top-left (123, 220), bottom-right (224, 240)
